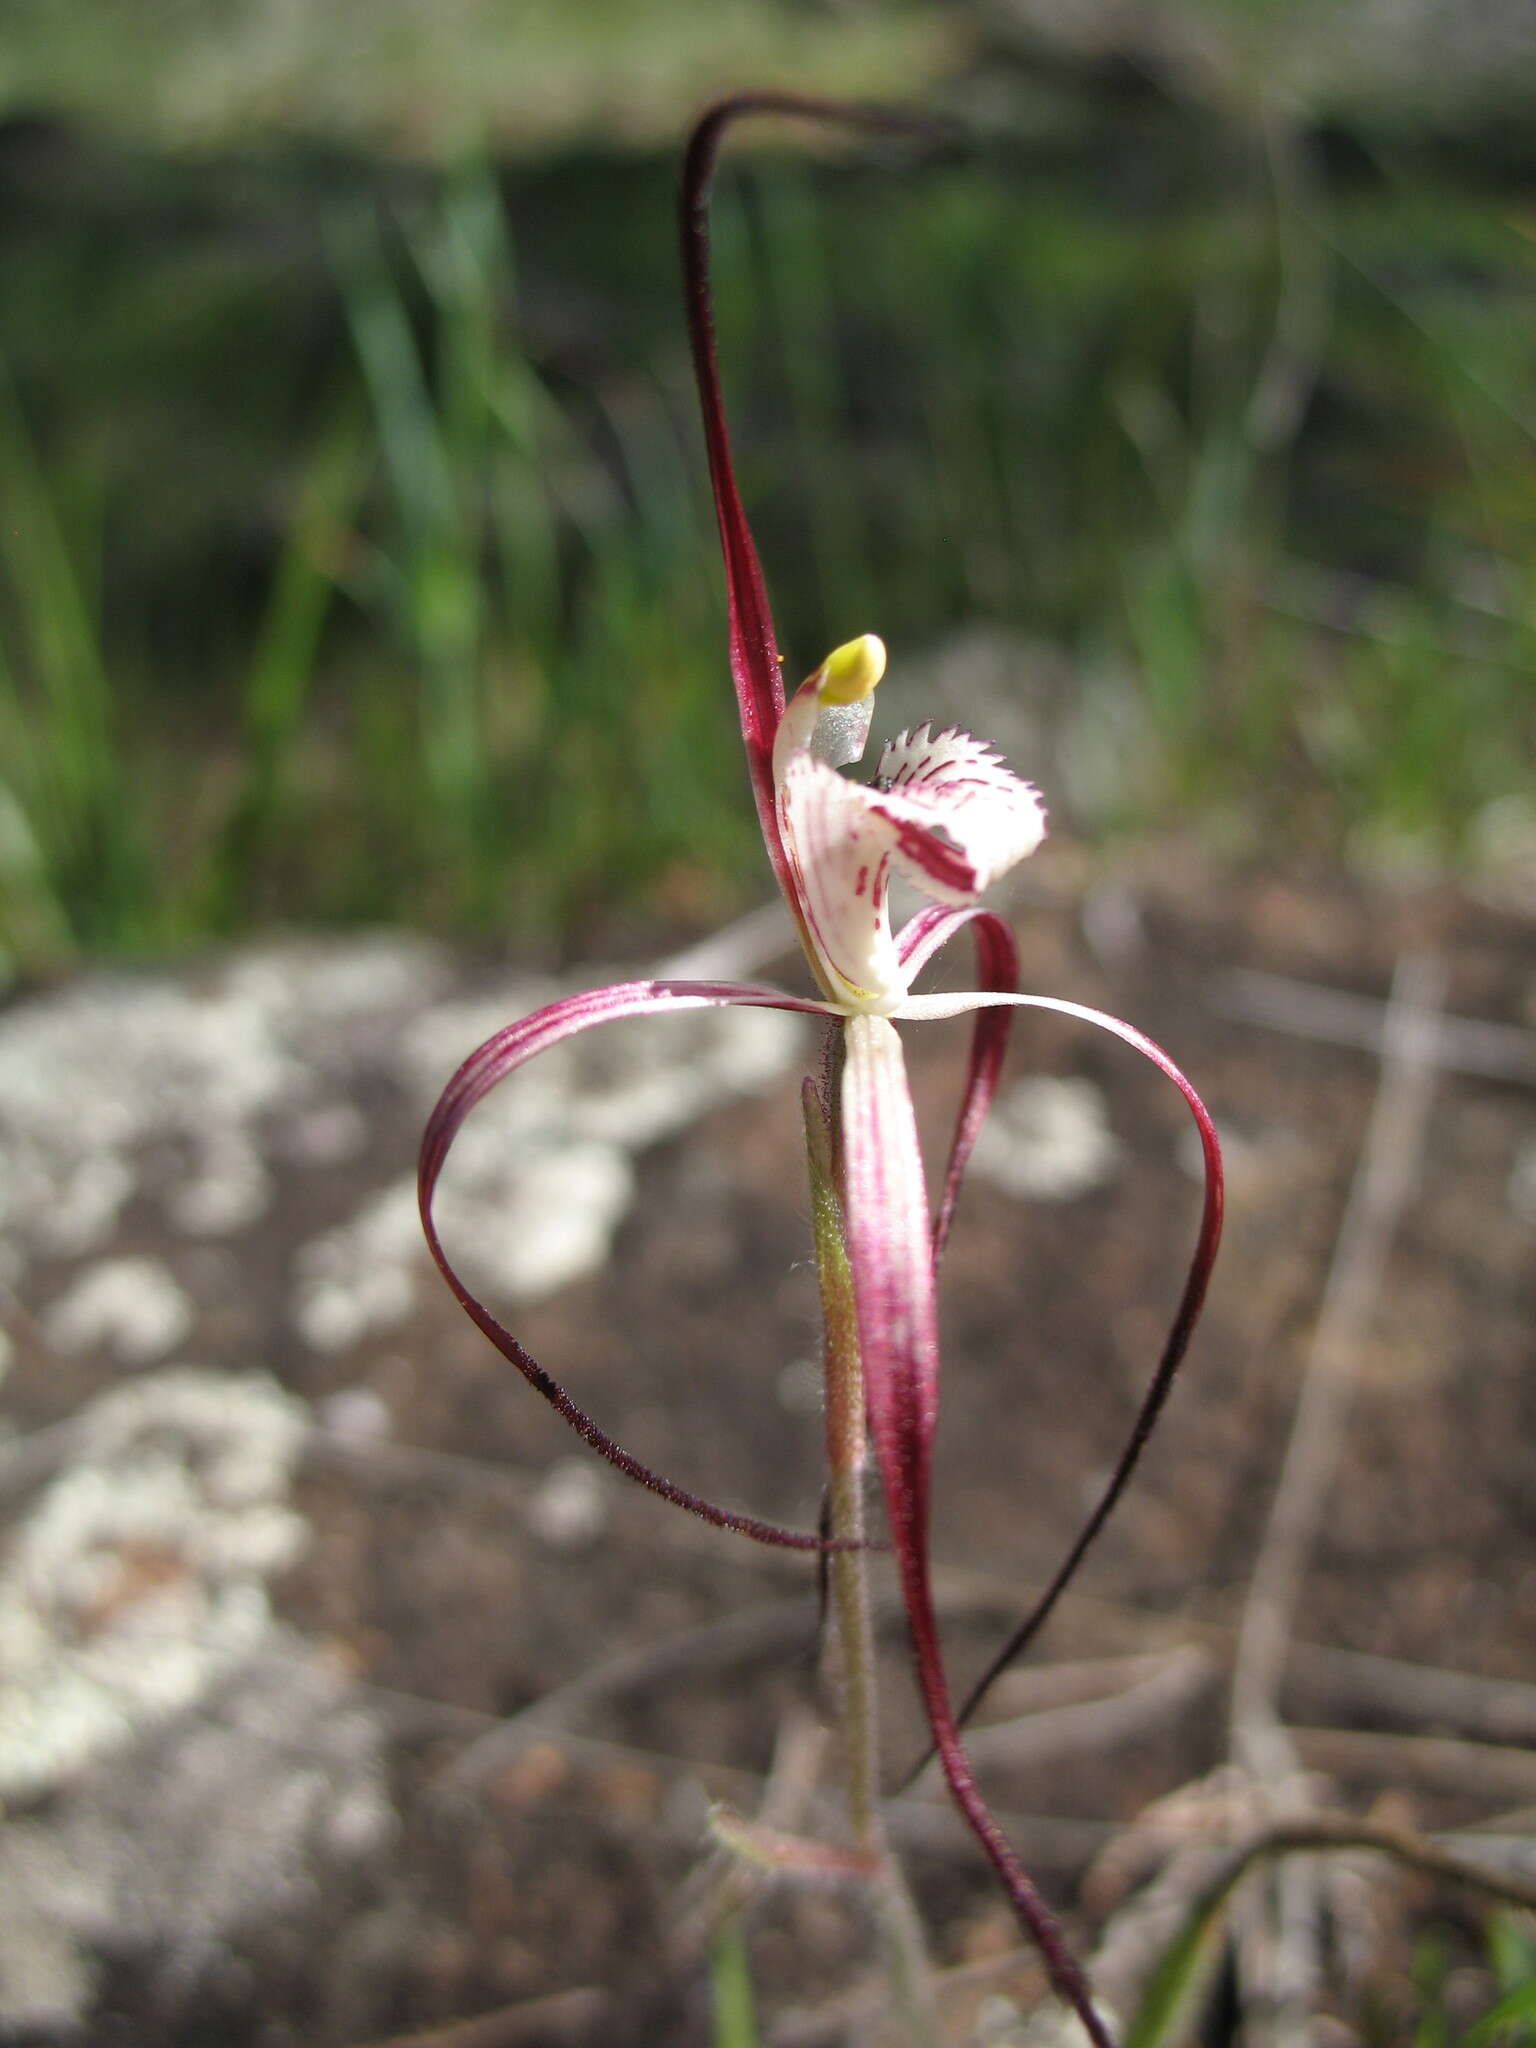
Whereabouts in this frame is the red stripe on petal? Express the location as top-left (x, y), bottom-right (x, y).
top-left (894, 905), bottom-right (1020, 1264)
top-left (838, 1015), bottom-right (1111, 2044)
top-left (880, 807), bottom-right (980, 899)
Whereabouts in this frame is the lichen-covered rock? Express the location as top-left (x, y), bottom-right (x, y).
top-left (0, 935), bottom-right (805, 1360)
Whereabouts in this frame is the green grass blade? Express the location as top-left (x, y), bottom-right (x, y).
top-left (708, 1914), bottom-right (762, 2048)
top-left (0, 357), bottom-right (115, 821)
top-left (335, 196), bottom-right (487, 829)
top-left (1457, 1977), bottom-right (1536, 2047)
top-left (1122, 1879), bottom-right (1232, 2048)
top-left (0, 351), bottom-right (149, 951)
top-left (243, 405), bottom-right (368, 759)
top-left (204, 401), bottom-right (369, 924)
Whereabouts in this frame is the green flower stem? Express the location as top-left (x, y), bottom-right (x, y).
top-left (803, 1051), bottom-right (937, 2044)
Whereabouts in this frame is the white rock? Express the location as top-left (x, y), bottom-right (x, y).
top-left (0, 1640), bottom-right (391, 2028)
top-left (970, 1076), bottom-right (1121, 1202)
top-left (526, 1457), bottom-right (609, 1549)
top-left (0, 1367), bottom-right (311, 1798)
top-left (292, 1182), bottom-right (421, 1353)
top-left (43, 1257), bottom-right (194, 1366)
top-left (433, 1135), bottom-right (635, 1308)
top-left (316, 1385), bottom-right (392, 1443)
top-left (0, 937), bottom-right (449, 1281)
top-left (164, 1135), bottom-right (272, 1236)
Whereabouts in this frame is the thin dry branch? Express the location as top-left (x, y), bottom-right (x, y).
top-left (1215, 963), bottom-right (1536, 1085)
top-left (1182, 1811), bottom-right (1536, 1922)
top-left (1231, 952), bottom-right (1447, 1778)
top-left (1227, 953), bottom-right (1447, 2047)
top-left (912, 1646), bottom-right (1215, 1785)
top-left (768, 1943), bottom-right (1049, 2047)
top-left (436, 1595), bottom-right (819, 1799)
top-left (1287, 1644), bottom-right (1536, 1747)
top-left (357, 1988), bottom-right (612, 2048)
top-left (1292, 1726), bottom-right (1536, 1807)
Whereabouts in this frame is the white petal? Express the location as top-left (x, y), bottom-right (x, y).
top-left (777, 753), bottom-right (906, 1010)
top-left (873, 725), bottom-right (1046, 902)
top-left (778, 724), bottom-right (1046, 1010)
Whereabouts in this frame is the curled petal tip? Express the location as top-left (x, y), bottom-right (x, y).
top-left (418, 977), bottom-right (852, 1554)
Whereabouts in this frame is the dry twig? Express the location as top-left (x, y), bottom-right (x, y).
top-left (1230, 953), bottom-right (1447, 1770)
top-left (1228, 953), bottom-right (1447, 2044)
top-left (912, 1646), bottom-right (1215, 1785)
top-left (1214, 963), bottom-right (1536, 1086)
top-left (356, 1988), bottom-right (612, 2048)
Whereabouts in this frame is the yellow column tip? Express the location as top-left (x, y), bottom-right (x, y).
top-left (815, 633), bottom-right (886, 705)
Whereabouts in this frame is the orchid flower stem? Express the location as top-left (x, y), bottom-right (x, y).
top-left (407, 82), bottom-right (1223, 2048)
top-left (803, 1059), bottom-right (938, 2044)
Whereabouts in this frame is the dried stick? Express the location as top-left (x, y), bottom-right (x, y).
top-left (357, 1988), bottom-right (611, 2048)
top-left (1291, 1726), bottom-right (1536, 1807)
top-left (1215, 964), bottom-right (1536, 1085)
top-left (1286, 1644), bottom-right (1536, 1747)
top-left (1228, 952), bottom-right (1446, 2044)
top-left (1230, 951), bottom-right (1447, 1775)
top-left (1168, 1811), bottom-right (1536, 1927)
top-left (436, 1595), bottom-right (818, 1799)
top-left (909, 1646), bottom-right (1215, 1785)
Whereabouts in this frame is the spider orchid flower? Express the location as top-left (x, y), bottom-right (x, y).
top-left (419, 93), bottom-right (1223, 2047)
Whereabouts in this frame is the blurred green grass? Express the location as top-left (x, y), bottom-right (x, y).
top-left (1, 12), bottom-right (1534, 974)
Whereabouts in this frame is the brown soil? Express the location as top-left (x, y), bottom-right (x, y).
top-left (3, 855), bottom-right (1534, 2047)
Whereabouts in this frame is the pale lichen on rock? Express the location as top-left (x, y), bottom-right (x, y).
top-left (970, 1075), bottom-right (1122, 1203)
top-left (43, 1257), bottom-right (196, 1367)
top-left (0, 1367), bottom-right (310, 1799)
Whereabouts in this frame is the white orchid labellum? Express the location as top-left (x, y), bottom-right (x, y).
top-left (773, 632), bottom-right (1047, 1010)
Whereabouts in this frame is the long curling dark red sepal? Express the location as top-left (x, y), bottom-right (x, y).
top-left (418, 976), bottom-right (854, 1552)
